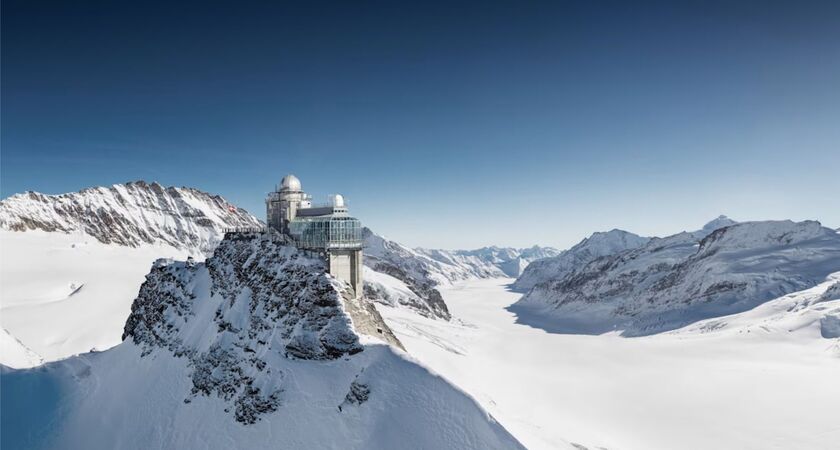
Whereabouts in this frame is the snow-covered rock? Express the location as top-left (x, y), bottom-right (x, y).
top-left (512, 229), bottom-right (651, 292)
top-left (513, 220), bottom-right (840, 336)
top-left (363, 228), bottom-right (456, 320)
top-left (0, 181), bottom-right (262, 254)
top-left (821, 281), bottom-right (840, 302)
top-left (0, 233), bottom-right (523, 450)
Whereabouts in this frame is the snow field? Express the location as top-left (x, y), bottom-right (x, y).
top-left (380, 278), bottom-right (840, 450)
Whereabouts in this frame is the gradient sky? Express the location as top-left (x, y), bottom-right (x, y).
top-left (2, 1), bottom-right (839, 249)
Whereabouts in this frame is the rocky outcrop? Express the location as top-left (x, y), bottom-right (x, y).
top-left (123, 232), bottom-right (403, 423)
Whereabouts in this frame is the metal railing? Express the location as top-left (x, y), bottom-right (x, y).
top-left (222, 227), bottom-right (268, 233)
top-left (222, 227), bottom-right (297, 245)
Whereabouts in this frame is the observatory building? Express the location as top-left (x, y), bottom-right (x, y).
top-left (266, 175), bottom-right (364, 298)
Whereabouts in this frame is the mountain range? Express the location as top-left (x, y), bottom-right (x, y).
top-left (0, 181), bottom-right (261, 254)
top-left (2, 183), bottom-right (839, 450)
top-left (510, 216), bottom-right (840, 336)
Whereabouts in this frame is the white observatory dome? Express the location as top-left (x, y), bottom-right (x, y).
top-left (280, 174), bottom-right (302, 191)
top-left (332, 194), bottom-right (345, 207)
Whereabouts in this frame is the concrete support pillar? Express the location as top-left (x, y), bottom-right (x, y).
top-left (327, 249), bottom-right (364, 299)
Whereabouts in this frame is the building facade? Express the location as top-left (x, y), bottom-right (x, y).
top-left (266, 175), bottom-right (364, 298)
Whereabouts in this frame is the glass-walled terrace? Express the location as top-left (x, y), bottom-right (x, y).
top-left (288, 216), bottom-right (363, 250)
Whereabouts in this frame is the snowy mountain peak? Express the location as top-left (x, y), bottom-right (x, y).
top-left (702, 215), bottom-right (737, 232)
top-left (512, 228), bottom-right (650, 292)
top-left (0, 181), bottom-right (262, 253)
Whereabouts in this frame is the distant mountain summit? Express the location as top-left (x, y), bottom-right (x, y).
top-left (418, 245), bottom-right (561, 278)
top-left (0, 181), bottom-right (261, 253)
top-left (702, 214), bottom-right (737, 232)
top-left (512, 229), bottom-right (651, 292)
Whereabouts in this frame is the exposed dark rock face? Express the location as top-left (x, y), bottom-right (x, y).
top-left (343, 380), bottom-right (371, 407)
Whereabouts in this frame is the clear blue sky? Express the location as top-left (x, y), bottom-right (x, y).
top-left (2, 1), bottom-right (839, 249)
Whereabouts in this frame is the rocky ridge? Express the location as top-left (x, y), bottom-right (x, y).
top-left (0, 181), bottom-right (261, 253)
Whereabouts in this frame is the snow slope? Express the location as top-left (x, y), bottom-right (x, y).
top-left (0, 230), bottom-right (193, 365)
top-left (514, 219), bottom-right (840, 335)
top-left (0, 327), bottom-right (44, 369)
top-left (0, 181), bottom-right (262, 254)
top-left (673, 273), bottom-right (840, 343)
top-left (379, 277), bottom-right (840, 450)
top-left (1, 233), bottom-right (523, 450)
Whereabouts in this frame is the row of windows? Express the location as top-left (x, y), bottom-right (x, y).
top-left (288, 216), bottom-right (363, 249)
